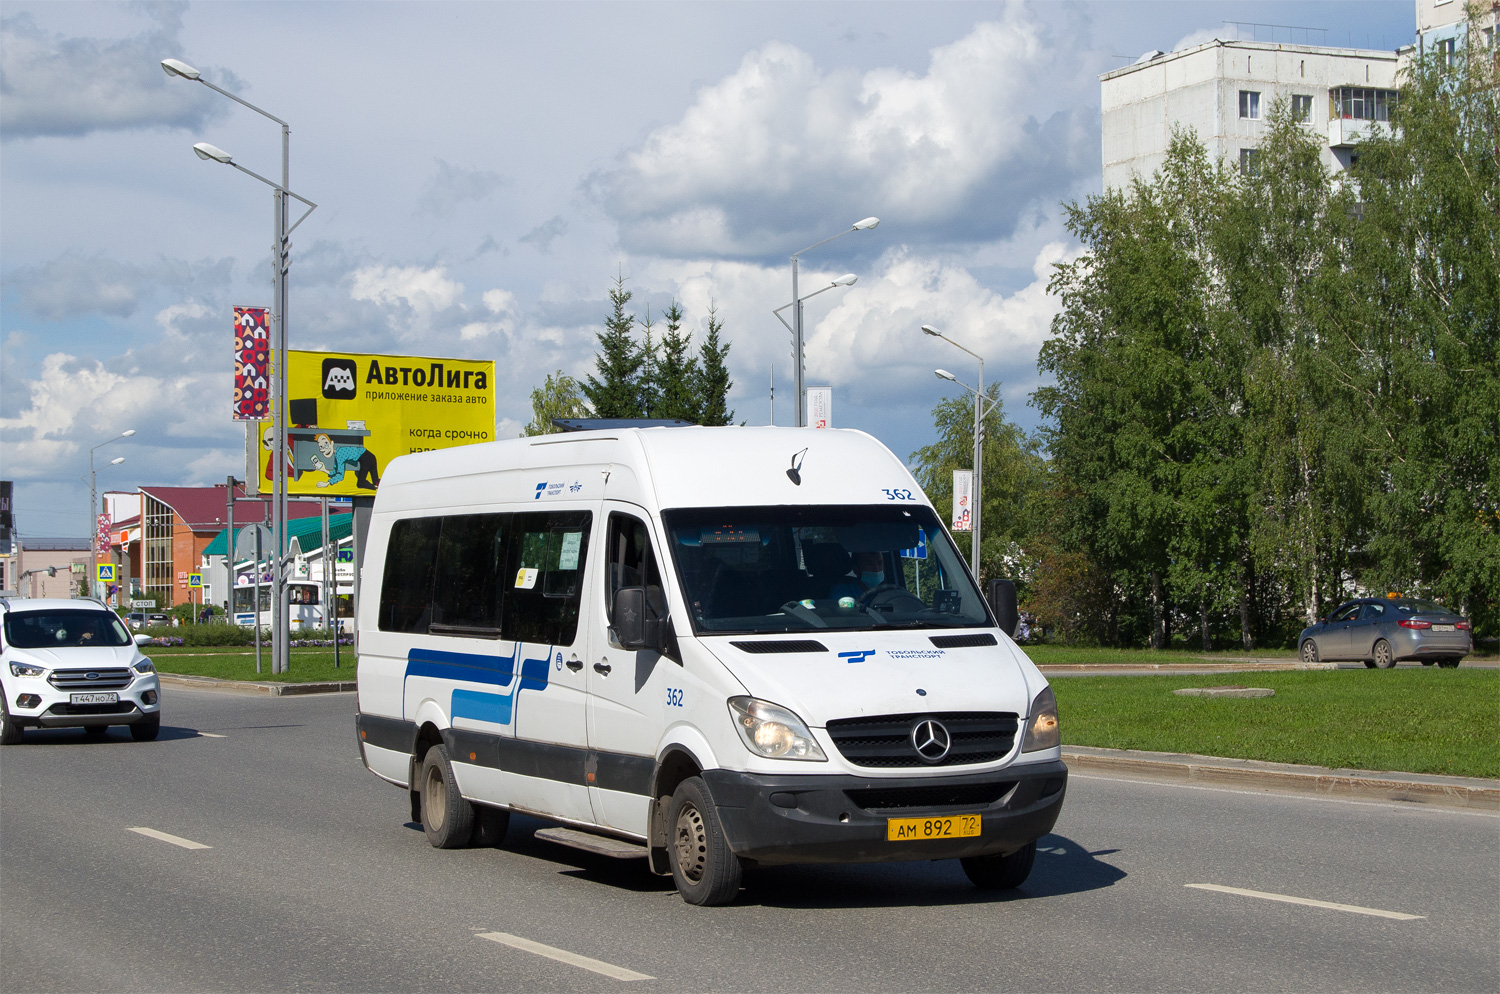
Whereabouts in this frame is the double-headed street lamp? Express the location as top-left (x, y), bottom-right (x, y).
top-left (89, 430), bottom-right (134, 599)
top-left (165, 58), bottom-right (317, 675)
top-left (926, 323), bottom-right (992, 579)
top-left (783, 218), bottom-right (879, 426)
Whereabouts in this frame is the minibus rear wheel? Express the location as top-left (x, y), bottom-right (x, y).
top-left (421, 745), bottom-right (475, 849)
top-left (668, 777), bottom-right (742, 906)
top-left (961, 840), bottom-right (1036, 890)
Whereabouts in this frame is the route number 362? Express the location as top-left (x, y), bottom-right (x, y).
top-left (881, 488), bottom-right (915, 501)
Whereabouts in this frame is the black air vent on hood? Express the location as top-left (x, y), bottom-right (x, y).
top-left (929, 633), bottom-right (998, 648)
top-left (729, 640), bottom-right (828, 654)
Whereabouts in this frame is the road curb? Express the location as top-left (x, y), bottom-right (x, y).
top-left (159, 673), bottom-right (356, 696)
top-left (1062, 745), bottom-right (1500, 812)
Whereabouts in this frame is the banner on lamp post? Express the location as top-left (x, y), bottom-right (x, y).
top-left (952, 470), bottom-right (973, 532)
top-left (233, 306), bottom-right (272, 421)
top-left (806, 386), bottom-right (832, 429)
top-left (96, 513), bottom-right (112, 554)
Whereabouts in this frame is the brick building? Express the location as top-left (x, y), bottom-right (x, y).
top-left (136, 485), bottom-right (319, 609)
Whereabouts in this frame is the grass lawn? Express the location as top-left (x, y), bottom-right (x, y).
top-left (149, 645), bottom-right (356, 683)
top-left (1023, 645), bottom-right (1296, 665)
top-left (1052, 668), bottom-right (1500, 779)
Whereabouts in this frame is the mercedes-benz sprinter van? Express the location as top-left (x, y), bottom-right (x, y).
top-left (355, 426), bottom-right (1066, 905)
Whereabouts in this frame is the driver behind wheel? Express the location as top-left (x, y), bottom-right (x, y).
top-left (829, 550), bottom-right (895, 602)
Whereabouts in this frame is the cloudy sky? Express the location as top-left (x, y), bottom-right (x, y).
top-left (1, 0), bottom-right (1415, 537)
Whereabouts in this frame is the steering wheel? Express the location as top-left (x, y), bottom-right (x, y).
top-left (861, 586), bottom-right (926, 613)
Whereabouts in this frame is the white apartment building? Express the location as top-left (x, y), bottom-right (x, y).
top-left (1100, 41), bottom-right (1399, 190)
top-left (1100, 0), bottom-right (1496, 192)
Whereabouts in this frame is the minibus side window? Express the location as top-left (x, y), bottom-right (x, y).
top-left (502, 511), bottom-right (591, 646)
top-left (378, 517), bottom-right (441, 633)
top-left (607, 512), bottom-right (664, 622)
top-left (431, 513), bottom-right (508, 631)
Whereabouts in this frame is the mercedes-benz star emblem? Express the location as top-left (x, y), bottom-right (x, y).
top-left (910, 718), bottom-right (951, 763)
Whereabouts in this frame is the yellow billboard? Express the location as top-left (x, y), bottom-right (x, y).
top-left (255, 350), bottom-right (495, 496)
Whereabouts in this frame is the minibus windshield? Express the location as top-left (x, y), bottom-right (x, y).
top-left (662, 505), bottom-right (993, 635)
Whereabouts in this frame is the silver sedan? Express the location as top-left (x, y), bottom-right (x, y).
top-left (1298, 598), bottom-right (1472, 669)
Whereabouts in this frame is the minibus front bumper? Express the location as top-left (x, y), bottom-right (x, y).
top-left (702, 761), bottom-right (1067, 866)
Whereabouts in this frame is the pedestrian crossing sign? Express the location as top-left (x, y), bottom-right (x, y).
top-left (188, 573), bottom-right (203, 589)
top-left (96, 563), bottom-right (115, 582)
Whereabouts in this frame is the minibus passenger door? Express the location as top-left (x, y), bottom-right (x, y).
top-left (497, 509), bottom-right (596, 824)
top-left (587, 507), bottom-right (672, 837)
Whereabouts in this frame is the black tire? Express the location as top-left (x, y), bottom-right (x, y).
top-left (1363, 660), bottom-right (1378, 669)
top-left (1299, 640), bottom-right (1319, 665)
top-left (130, 713), bottom-right (161, 741)
top-left (470, 804), bottom-right (510, 847)
top-left (84, 724), bottom-right (109, 739)
top-left (1373, 639), bottom-right (1396, 669)
top-left (420, 745), bottom-right (474, 849)
top-left (668, 776), bottom-right (742, 906)
top-left (962, 840), bottom-right (1037, 890)
top-left (0, 697), bottom-right (22, 746)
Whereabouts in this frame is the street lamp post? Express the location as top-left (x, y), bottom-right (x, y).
top-left (928, 323), bottom-right (992, 579)
top-left (89, 429), bottom-right (135, 600)
top-left (772, 275), bottom-right (858, 423)
top-left (785, 218), bottom-right (879, 426)
top-left (165, 59), bottom-right (316, 675)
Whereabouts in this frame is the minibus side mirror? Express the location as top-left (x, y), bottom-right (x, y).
top-left (986, 578), bottom-right (1019, 638)
top-left (611, 586), bottom-right (666, 653)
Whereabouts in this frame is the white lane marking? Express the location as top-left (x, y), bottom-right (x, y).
top-left (199, 732), bottom-right (227, 738)
top-left (1186, 883), bottom-right (1424, 920)
top-left (127, 827), bottom-right (212, 850)
top-left (476, 932), bottom-right (654, 982)
top-left (1069, 773), bottom-right (1500, 819)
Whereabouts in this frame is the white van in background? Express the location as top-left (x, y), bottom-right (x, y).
top-left (355, 425), bottom-right (1066, 905)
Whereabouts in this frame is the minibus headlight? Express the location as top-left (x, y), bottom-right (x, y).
top-left (1022, 686), bottom-right (1060, 752)
top-left (727, 697), bottom-right (827, 761)
top-left (8, 661), bottom-right (46, 678)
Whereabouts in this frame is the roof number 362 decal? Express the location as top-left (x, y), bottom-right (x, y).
top-left (882, 488), bottom-right (915, 501)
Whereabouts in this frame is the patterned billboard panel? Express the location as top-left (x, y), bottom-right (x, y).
top-left (254, 350), bottom-right (495, 496)
top-left (233, 306), bottom-right (271, 421)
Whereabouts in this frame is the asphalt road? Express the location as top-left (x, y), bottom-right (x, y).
top-left (2, 688), bottom-right (1496, 993)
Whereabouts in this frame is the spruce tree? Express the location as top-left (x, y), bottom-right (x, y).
top-left (582, 274), bottom-right (642, 418)
top-left (695, 302), bottom-right (735, 426)
top-left (637, 306), bottom-right (660, 417)
top-left (656, 300), bottom-right (701, 422)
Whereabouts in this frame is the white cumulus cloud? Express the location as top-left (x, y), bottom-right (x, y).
top-left (591, 3), bottom-right (1096, 256)
top-left (0, 3), bottom-right (237, 140)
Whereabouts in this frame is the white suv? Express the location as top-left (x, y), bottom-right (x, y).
top-left (0, 597), bottom-right (163, 744)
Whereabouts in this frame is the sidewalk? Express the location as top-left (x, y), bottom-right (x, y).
top-left (1062, 744), bottom-right (1500, 812)
top-left (159, 673), bottom-right (356, 696)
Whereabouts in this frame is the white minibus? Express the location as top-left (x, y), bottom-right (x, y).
top-left (356, 426), bottom-right (1066, 905)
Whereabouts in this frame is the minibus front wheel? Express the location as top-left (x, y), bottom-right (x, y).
top-left (420, 745), bottom-right (475, 849)
top-left (668, 777), bottom-right (742, 906)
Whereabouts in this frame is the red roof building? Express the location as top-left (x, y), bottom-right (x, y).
top-left (137, 485), bottom-right (320, 608)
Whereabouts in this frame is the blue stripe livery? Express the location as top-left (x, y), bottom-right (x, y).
top-left (404, 643), bottom-right (553, 727)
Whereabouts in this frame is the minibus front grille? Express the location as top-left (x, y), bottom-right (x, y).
top-left (729, 640), bottom-right (828, 654)
top-left (47, 668), bottom-right (133, 691)
top-left (825, 712), bottom-right (1020, 768)
top-left (844, 781), bottom-right (1014, 811)
top-left (929, 633), bottom-right (998, 648)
